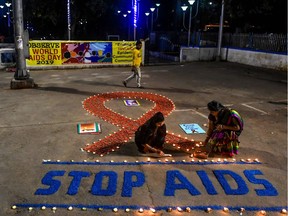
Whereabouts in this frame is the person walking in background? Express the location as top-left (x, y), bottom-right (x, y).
top-left (196, 100), bottom-right (244, 158)
top-left (122, 40), bottom-right (144, 88)
top-left (135, 112), bottom-right (168, 156)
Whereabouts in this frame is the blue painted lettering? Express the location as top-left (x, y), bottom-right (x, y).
top-left (34, 170), bottom-right (65, 195)
top-left (67, 171), bottom-right (90, 195)
top-left (244, 170), bottom-right (278, 196)
top-left (121, 171), bottom-right (145, 197)
top-left (197, 170), bottom-right (218, 195)
top-left (91, 171), bottom-right (117, 196)
top-left (213, 170), bottom-right (249, 195)
top-left (164, 170), bottom-right (201, 196)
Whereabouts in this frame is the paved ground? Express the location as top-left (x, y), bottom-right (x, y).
top-left (0, 62), bottom-right (287, 216)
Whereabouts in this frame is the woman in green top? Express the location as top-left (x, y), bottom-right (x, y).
top-left (201, 100), bottom-right (244, 158)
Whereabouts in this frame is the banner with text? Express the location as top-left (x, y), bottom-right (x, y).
top-left (27, 41), bottom-right (136, 66)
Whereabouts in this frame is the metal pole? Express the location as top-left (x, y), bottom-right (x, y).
top-left (13, 0), bottom-right (28, 79)
top-left (11, 0), bottom-right (35, 89)
top-left (187, 6), bottom-right (192, 47)
top-left (67, 0), bottom-right (71, 40)
top-left (217, 0), bottom-right (225, 61)
top-left (151, 12), bottom-right (154, 32)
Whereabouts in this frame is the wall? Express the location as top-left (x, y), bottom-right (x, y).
top-left (180, 47), bottom-right (287, 71)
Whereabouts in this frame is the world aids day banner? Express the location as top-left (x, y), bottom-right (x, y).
top-left (11, 92), bottom-right (287, 214)
top-left (27, 41), bottom-right (136, 66)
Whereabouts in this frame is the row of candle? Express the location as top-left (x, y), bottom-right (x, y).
top-left (43, 158), bottom-right (260, 163)
top-left (11, 205), bottom-right (287, 214)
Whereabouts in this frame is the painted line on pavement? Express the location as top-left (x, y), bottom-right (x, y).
top-left (174, 109), bottom-right (207, 118)
top-left (241, 103), bottom-right (269, 115)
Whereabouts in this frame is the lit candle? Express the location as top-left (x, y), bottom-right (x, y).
top-left (28, 207), bottom-right (33, 211)
top-left (147, 157), bottom-right (151, 162)
top-left (138, 208), bottom-right (144, 213)
top-left (125, 208), bottom-right (130, 212)
top-left (206, 207), bottom-right (212, 213)
top-left (113, 208), bottom-right (118, 212)
top-left (41, 206), bottom-right (46, 210)
top-left (52, 207), bottom-right (57, 212)
top-left (167, 207), bottom-right (172, 212)
top-left (223, 207), bottom-right (229, 212)
top-left (185, 207), bottom-right (191, 212)
top-left (68, 206), bottom-right (73, 211)
top-left (11, 205), bottom-right (17, 210)
top-left (281, 209), bottom-right (287, 214)
top-left (260, 210), bottom-right (266, 215)
top-left (177, 207), bottom-right (183, 212)
top-left (150, 208), bottom-right (156, 213)
top-left (81, 207), bottom-right (87, 211)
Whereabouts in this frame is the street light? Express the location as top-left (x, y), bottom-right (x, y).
top-left (150, 7), bottom-right (155, 32)
top-left (181, 0), bottom-right (199, 47)
top-left (145, 12), bottom-right (150, 30)
top-left (181, 5), bottom-right (188, 31)
top-left (217, 0), bottom-right (225, 61)
top-left (127, 10), bottom-right (131, 40)
top-left (155, 3), bottom-right (160, 22)
top-left (3, 2), bottom-right (12, 37)
top-left (187, 0), bottom-right (195, 47)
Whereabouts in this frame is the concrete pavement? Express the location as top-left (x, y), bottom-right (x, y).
top-left (0, 62), bottom-right (287, 216)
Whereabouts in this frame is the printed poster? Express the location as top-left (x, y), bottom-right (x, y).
top-left (77, 123), bottom-right (101, 134)
top-left (179, 123), bottom-right (206, 134)
top-left (123, 100), bottom-right (140, 106)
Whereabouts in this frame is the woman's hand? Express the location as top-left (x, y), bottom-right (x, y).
top-left (216, 124), bottom-right (224, 131)
top-left (157, 150), bottom-right (165, 156)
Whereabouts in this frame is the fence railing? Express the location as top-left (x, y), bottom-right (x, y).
top-left (152, 32), bottom-right (287, 54)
